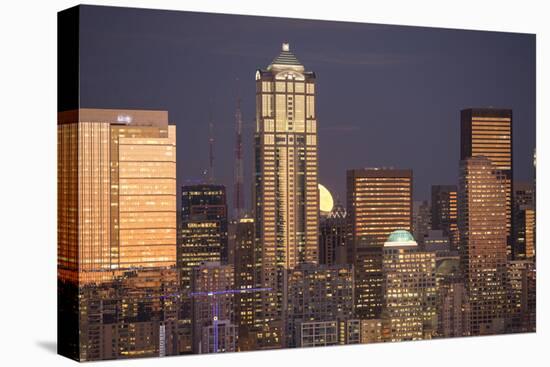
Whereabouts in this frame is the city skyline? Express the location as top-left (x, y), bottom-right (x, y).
top-left (77, 5), bottom-right (535, 205)
top-left (58, 4), bottom-right (536, 361)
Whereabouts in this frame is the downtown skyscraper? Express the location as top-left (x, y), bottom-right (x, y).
top-left (458, 156), bottom-right (508, 336)
top-left (431, 185), bottom-right (459, 249)
top-left (58, 108), bottom-right (178, 360)
top-left (461, 108), bottom-right (513, 257)
top-left (178, 184), bottom-right (228, 352)
top-left (253, 43), bottom-right (319, 346)
top-left (346, 168), bottom-right (413, 319)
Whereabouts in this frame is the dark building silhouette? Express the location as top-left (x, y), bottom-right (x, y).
top-left (431, 185), bottom-right (459, 249)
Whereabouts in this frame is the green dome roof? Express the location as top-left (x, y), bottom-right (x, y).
top-left (387, 230), bottom-right (415, 243)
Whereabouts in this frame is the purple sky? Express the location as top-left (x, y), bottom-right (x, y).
top-left (78, 5), bottom-right (536, 208)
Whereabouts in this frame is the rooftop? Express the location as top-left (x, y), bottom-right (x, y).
top-left (267, 42), bottom-right (305, 72)
top-left (384, 230), bottom-right (417, 247)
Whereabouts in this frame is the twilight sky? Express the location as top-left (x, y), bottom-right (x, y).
top-left (78, 5), bottom-right (536, 208)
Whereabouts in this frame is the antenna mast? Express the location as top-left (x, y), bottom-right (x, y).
top-left (208, 104), bottom-right (215, 183)
top-left (233, 79), bottom-right (245, 218)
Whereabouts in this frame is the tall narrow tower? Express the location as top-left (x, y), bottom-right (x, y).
top-left (253, 43), bottom-right (319, 344)
top-left (233, 89), bottom-right (245, 219)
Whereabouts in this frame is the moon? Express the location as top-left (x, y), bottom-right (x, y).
top-left (318, 184), bottom-right (334, 216)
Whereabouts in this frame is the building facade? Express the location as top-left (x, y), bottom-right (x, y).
top-left (513, 182), bottom-right (536, 259)
top-left (506, 260), bottom-right (536, 333)
top-left (57, 108), bottom-right (178, 361)
top-left (253, 43), bottom-right (319, 346)
top-left (191, 262), bottom-right (237, 353)
top-left (381, 230), bottom-right (437, 342)
top-left (431, 185), bottom-right (459, 249)
top-left (412, 200), bottom-right (431, 246)
top-left (227, 216), bottom-right (260, 350)
top-left (178, 184), bottom-right (228, 352)
top-left (458, 156), bottom-right (508, 335)
top-left (461, 108), bottom-right (512, 257)
top-left (346, 168), bottom-right (413, 319)
top-left (319, 203), bottom-right (347, 266)
top-left (285, 263), bottom-right (354, 347)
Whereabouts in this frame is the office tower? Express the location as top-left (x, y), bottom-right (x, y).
top-left (506, 260), bottom-right (536, 333)
top-left (346, 168), bottom-right (413, 319)
top-left (461, 108), bottom-right (513, 256)
top-left (435, 256), bottom-right (470, 338)
top-left (286, 263), bottom-right (354, 347)
top-left (227, 216), bottom-right (258, 350)
top-left (253, 42), bottom-right (319, 345)
top-left (191, 262), bottom-right (237, 353)
top-left (513, 182), bottom-right (535, 259)
top-left (458, 156), bottom-right (508, 336)
top-left (179, 184), bottom-right (228, 285)
top-left (381, 230), bottom-right (437, 342)
top-left (58, 108), bottom-right (177, 361)
top-left (178, 184), bottom-right (228, 353)
top-left (319, 202), bottom-right (347, 265)
top-left (431, 185), bottom-right (458, 249)
top-left (412, 200), bottom-right (431, 246)
top-left (58, 108), bottom-right (177, 283)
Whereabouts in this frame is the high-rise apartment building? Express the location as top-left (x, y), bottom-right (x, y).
top-left (458, 156), bottom-right (508, 335)
top-left (431, 185), bottom-right (458, 249)
top-left (253, 43), bottom-right (319, 345)
top-left (381, 230), bottom-right (437, 342)
top-left (461, 108), bottom-right (512, 256)
top-left (346, 168), bottom-right (412, 319)
top-left (58, 108), bottom-right (178, 360)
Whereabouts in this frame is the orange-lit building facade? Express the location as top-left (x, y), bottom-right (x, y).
top-left (458, 156), bottom-right (508, 336)
top-left (57, 108), bottom-right (178, 360)
top-left (346, 168), bottom-right (412, 319)
top-left (461, 108), bottom-right (512, 257)
top-left (58, 108), bottom-right (177, 284)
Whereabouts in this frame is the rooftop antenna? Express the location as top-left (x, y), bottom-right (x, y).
top-left (233, 78), bottom-right (245, 219)
top-left (207, 100), bottom-right (215, 183)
